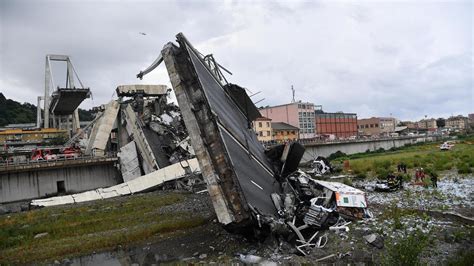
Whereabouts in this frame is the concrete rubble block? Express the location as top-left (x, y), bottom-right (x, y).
top-left (34, 232), bottom-right (49, 239)
top-left (118, 141), bottom-right (141, 182)
top-left (122, 104), bottom-right (158, 174)
top-left (97, 183), bottom-right (132, 199)
top-left (31, 195), bottom-right (75, 207)
top-left (72, 190), bottom-right (102, 203)
top-left (363, 233), bottom-right (384, 249)
top-left (85, 100), bottom-right (120, 155)
top-left (126, 158), bottom-right (200, 193)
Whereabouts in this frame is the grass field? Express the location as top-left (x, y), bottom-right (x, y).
top-left (0, 192), bottom-right (208, 264)
top-left (334, 136), bottom-right (474, 179)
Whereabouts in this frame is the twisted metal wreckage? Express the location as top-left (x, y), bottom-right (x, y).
top-left (136, 33), bottom-right (372, 255)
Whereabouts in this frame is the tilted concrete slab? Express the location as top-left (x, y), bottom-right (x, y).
top-left (71, 190), bottom-right (103, 203)
top-left (161, 33), bottom-right (278, 227)
top-left (50, 88), bottom-right (91, 115)
top-left (85, 101), bottom-right (120, 156)
top-left (122, 104), bottom-right (158, 173)
top-left (118, 141), bottom-right (141, 182)
top-left (97, 183), bottom-right (132, 199)
top-left (31, 195), bottom-right (75, 207)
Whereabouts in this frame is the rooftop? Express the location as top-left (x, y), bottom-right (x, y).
top-left (271, 122), bottom-right (299, 131)
top-left (254, 116), bottom-right (271, 121)
top-left (259, 101), bottom-right (315, 110)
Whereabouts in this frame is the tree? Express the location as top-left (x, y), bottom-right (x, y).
top-left (436, 118), bottom-right (445, 128)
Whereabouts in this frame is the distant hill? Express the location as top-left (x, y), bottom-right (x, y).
top-left (0, 93), bottom-right (37, 126)
top-left (0, 93), bottom-right (95, 127)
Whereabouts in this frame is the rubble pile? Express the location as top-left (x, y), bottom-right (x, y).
top-left (136, 32), bottom-right (373, 256)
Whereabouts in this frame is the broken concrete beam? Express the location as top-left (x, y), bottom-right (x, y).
top-left (116, 84), bottom-right (169, 97)
top-left (85, 100), bottom-right (119, 155)
top-left (122, 104), bottom-right (159, 174)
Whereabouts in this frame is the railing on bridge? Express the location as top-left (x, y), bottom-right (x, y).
top-left (260, 134), bottom-right (443, 149)
top-left (0, 152), bottom-right (117, 168)
top-left (298, 135), bottom-right (427, 145)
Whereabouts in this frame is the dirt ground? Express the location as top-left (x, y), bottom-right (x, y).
top-left (64, 173), bottom-right (473, 265)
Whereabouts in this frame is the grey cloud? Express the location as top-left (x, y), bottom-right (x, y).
top-left (0, 0), bottom-right (472, 121)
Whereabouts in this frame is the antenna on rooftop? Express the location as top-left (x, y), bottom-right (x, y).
top-left (291, 85), bottom-right (295, 103)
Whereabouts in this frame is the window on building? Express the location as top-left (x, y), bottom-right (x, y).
top-left (266, 122), bottom-right (270, 127)
top-left (370, 124), bottom-right (374, 128)
top-left (258, 122), bottom-right (262, 127)
top-left (259, 131), bottom-right (263, 136)
top-left (267, 131), bottom-right (270, 136)
top-left (375, 124), bottom-right (379, 127)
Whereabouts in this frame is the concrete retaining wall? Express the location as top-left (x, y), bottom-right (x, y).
top-left (0, 164), bottom-right (121, 203)
top-left (302, 136), bottom-right (438, 162)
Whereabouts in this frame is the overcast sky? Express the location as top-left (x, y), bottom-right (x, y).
top-left (0, 0), bottom-right (472, 121)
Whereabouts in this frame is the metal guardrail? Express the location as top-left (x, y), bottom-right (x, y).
top-left (0, 153), bottom-right (117, 168)
top-left (298, 135), bottom-right (442, 146)
top-left (260, 134), bottom-right (445, 148)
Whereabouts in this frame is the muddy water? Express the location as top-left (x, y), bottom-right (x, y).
top-left (70, 250), bottom-right (181, 266)
top-left (67, 222), bottom-right (254, 265)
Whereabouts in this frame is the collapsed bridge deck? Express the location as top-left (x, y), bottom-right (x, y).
top-left (49, 88), bottom-right (91, 115)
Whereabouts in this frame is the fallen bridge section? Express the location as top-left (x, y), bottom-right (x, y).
top-left (30, 158), bottom-right (199, 207)
top-left (49, 88), bottom-right (91, 115)
top-left (161, 33), bottom-right (278, 227)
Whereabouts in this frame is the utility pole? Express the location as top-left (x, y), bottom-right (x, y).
top-left (291, 85), bottom-right (295, 103)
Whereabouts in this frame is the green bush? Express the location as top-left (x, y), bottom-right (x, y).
top-left (384, 229), bottom-right (429, 266)
top-left (374, 160), bottom-right (392, 169)
top-left (444, 162), bottom-right (453, 170)
top-left (457, 163), bottom-right (473, 174)
top-left (401, 174), bottom-right (411, 182)
top-left (375, 167), bottom-right (390, 178)
top-left (343, 177), bottom-right (353, 186)
top-left (354, 171), bottom-right (367, 179)
top-left (327, 150), bottom-right (347, 161)
top-left (446, 249), bottom-right (474, 266)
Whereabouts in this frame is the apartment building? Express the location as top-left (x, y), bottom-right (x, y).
top-left (468, 113), bottom-right (474, 126)
top-left (416, 118), bottom-right (437, 131)
top-left (259, 101), bottom-right (315, 139)
top-left (253, 117), bottom-right (272, 142)
top-left (272, 122), bottom-right (299, 142)
top-left (358, 117), bottom-right (396, 137)
top-left (446, 115), bottom-right (469, 130)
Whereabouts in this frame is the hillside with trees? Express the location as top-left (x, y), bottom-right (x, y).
top-left (0, 93), bottom-right (36, 126)
top-left (0, 93), bottom-right (95, 126)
